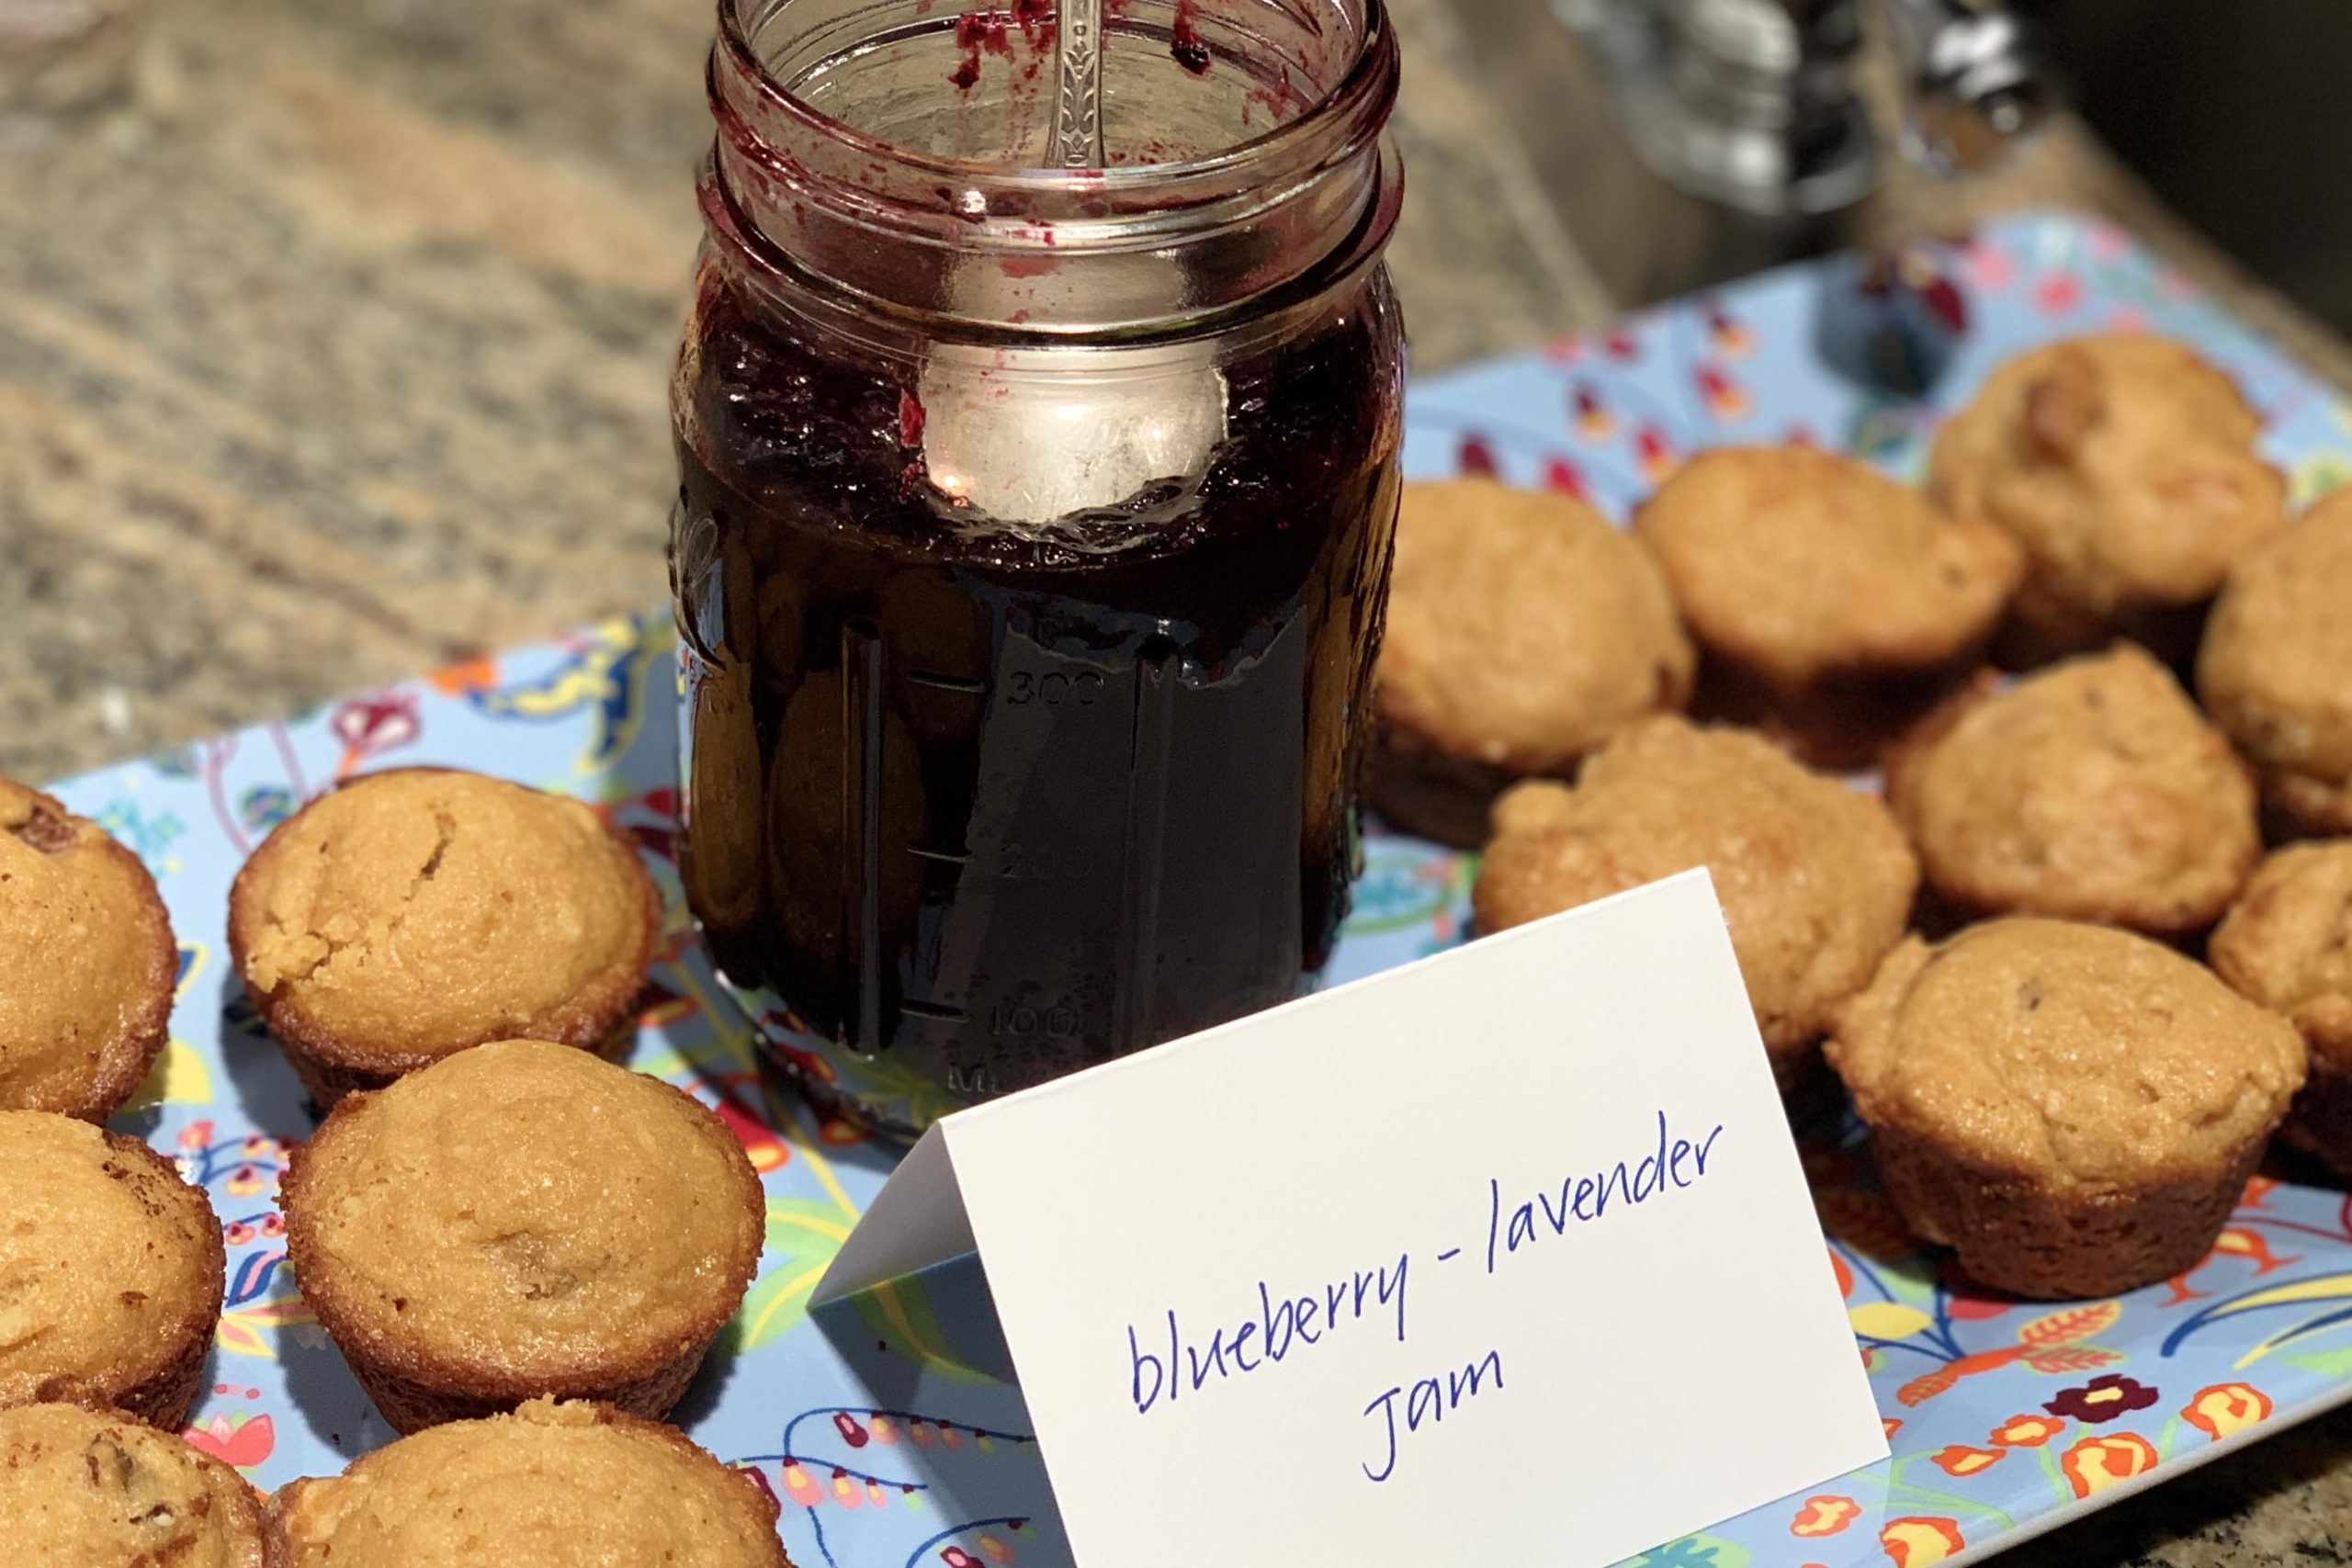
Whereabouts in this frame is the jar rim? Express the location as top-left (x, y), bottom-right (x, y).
top-left (706, 0), bottom-right (1400, 332)
top-left (713, 0), bottom-right (1396, 196)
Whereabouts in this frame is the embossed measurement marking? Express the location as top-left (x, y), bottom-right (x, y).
top-left (1006, 671), bottom-right (1104, 706)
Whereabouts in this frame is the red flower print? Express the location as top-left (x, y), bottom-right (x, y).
top-left (2034, 272), bottom-right (2083, 314)
top-left (1928, 1445), bottom-right (2003, 1478)
top-left (2182, 1383), bottom-right (2273, 1442)
top-left (1790, 1495), bottom-right (1861, 1538)
top-left (1988, 1413), bottom-right (2064, 1448)
top-left (182, 1415), bottom-right (275, 1470)
top-left (1880, 1517), bottom-right (1965, 1566)
top-left (1962, 239), bottom-right (2015, 293)
top-left (1942, 1292), bottom-right (2011, 1323)
top-left (1695, 364), bottom-right (1750, 420)
top-left (1571, 384), bottom-right (1613, 441)
top-left (331, 694), bottom-right (421, 773)
top-left (426, 655), bottom-right (499, 696)
top-left (1634, 424), bottom-right (1675, 483)
top-left (2045, 1374), bottom-right (2159, 1424)
top-left (1934, 1260), bottom-right (2016, 1320)
top-left (2060, 1432), bottom-right (2158, 1497)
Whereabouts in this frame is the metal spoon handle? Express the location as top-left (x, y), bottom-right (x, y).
top-left (1051, 0), bottom-right (1105, 167)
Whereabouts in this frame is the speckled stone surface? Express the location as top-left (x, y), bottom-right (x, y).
top-left (2004, 1400), bottom-right (2352, 1567)
top-left (0, 1), bottom-right (2347, 1557)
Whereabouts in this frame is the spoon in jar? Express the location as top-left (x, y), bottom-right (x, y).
top-left (1049, 0), bottom-right (1105, 166)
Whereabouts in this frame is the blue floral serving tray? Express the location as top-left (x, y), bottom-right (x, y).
top-left (48, 211), bottom-right (2352, 1567)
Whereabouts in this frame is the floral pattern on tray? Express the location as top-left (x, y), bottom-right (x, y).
top-left (45, 212), bottom-right (2352, 1568)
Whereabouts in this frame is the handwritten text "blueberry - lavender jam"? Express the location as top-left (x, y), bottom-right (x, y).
top-left (1121, 1108), bottom-right (1726, 1483)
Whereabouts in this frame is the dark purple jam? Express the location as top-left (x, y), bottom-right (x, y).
top-left (670, 265), bottom-right (1400, 1119)
top-left (1170, 0), bottom-right (1213, 73)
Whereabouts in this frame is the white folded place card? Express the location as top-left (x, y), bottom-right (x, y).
top-left (812, 868), bottom-right (1886, 1566)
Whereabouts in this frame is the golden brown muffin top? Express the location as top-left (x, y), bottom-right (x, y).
top-left (2198, 488), bottom-right (2352, 831)
top-left (0, 777), bottom-right (176, 1119)
top-left (1, 1402), bottom-right (265, 1568)
top-left (270, 1397), bottom-right (786, 1566)
top-left (1928, 335), bottom-right (2283, 622)
top-left (1376, 479), bottom-right (1695, 773)
top-left (2211, 840), bottom-right (2352, 1073)
top-left (283, 1041), bottom-right (763, 1396)
top-left (1888, 645), bottom-right (2259, 933)
top-left (1830, 919), bottom-right (2305, 1189)
top-left (1473, 716), bottom-right (1917, 1052)
top-left (1634, 446), bottom-right (2022, 688)
top-left (0, 1111), bottom-right (224, 1410)
top-left (230, 769), bottom-right (658, 1070)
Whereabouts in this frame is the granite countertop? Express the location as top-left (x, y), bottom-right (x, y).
top-left (0, 0), bottom-right (1601, 788)
top-left (1, 0), bottom-right (2346, 1556)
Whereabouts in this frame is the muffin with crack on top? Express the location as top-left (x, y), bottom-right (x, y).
top-left (1886, 644), bottom-right (2259, 936)
top-left (1928, 333), bottom-right (2284, 663)
top-left (1476, 715), bottom-right (1917, 1099)
top-left (1829, 918), bottom-right (2304, 1298)
top-left (228, 767), bottom-right (662, 1108)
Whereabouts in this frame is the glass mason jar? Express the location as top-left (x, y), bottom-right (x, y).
top-left (670, 0), bottom-right (1405, 1137)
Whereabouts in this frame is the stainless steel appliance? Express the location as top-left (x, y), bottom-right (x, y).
top-left (1448, 0), bottom-right (2049, 300)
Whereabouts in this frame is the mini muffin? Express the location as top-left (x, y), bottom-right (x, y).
top-left (229, 767), bottom-right (662, 1108)
top-left (1886, 645), bottom-right (2259, 935)
top-left (1475, 716), bottom-right (1917, 1093)
top-left (0, 776), bottom-right (176, 1121)
top-left (1828, 919), bottom-right (2305, 1297)
top-left (0, 1111), bottom-right (224, 1429)
top-left (2, 1401), bottom-right (266, 1566)
top-left (1928, 334), bottom-right (2284, 662)
top-left (1634, 446), bottom-right (2022, 769)
top-left (2198, 488), bottom-right (2352, 836)
top-left (280, 1040), bottom-right (763, 1434)
top-left (2211, 841), bottom-right (2352, 1180)
top-left (270, 1397), bottom-right (787, 1565)
top-left (1372, 478), bottom-right (1694, 846)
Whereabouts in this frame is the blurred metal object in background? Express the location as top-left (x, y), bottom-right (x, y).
top-left (1881, 0), bottom-right (2044, 175)
top-left (0, 0), bottom-right (142, 127)
top-left (1488, 0), bottom-right (2050, 300)
top-left (1559, 0), bottom-right (1875, 220)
